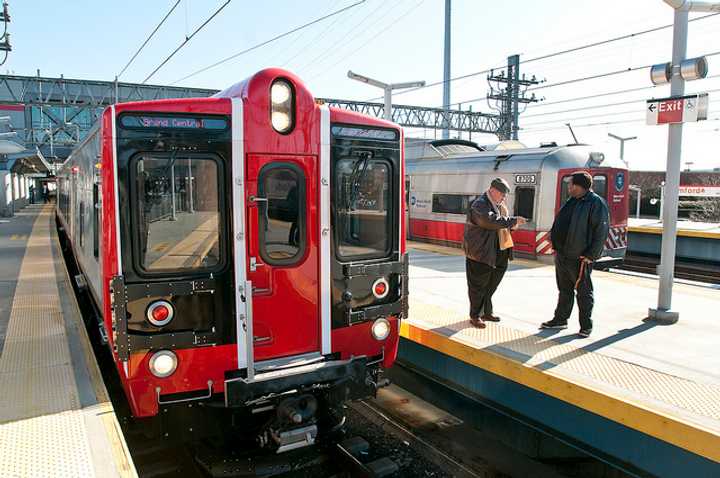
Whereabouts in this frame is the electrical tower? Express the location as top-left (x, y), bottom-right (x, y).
top-left (0, 2), bottom-right (11, 66)
top-left (487, 54), bottom-right (540, 140)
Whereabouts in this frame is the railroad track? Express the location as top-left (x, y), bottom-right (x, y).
top-left (617, 253), bottom-right (720, 284)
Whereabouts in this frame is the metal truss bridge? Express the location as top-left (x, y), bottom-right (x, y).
top-left (0, 74), bottom-right (502, 160)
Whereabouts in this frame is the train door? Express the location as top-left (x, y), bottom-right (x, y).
top-left (245, 155), bottom-right (320, 361)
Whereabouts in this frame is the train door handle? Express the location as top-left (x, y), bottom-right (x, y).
top-left (250, 256), bottom-right (265, 272)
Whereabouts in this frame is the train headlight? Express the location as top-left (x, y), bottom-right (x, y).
top-left (149, 350), bottom-right (178, 378)
top-left (270, 79), bottom-right (294, 134)
top-left (371, 318), bottom-right (391, 341)
top-left (146, 300), bottom-right (174, 327)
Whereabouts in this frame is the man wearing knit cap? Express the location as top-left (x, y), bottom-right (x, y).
top-left (463, 178), bottom-right (526, 329)
top-left (542, 171), bottom-right (609, 338)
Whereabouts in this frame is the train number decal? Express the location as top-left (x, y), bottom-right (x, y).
top-left (514, 174), bottom-right (537, 185)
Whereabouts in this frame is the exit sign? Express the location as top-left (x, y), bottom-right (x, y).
top-left (647, 93), bottom-right (709, 125)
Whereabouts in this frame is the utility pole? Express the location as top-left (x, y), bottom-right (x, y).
top-left (608, 133), bottom-right (637, 168)
top-left (442, 0), bottom-right (451, 139)
top-left (487, 54), bottom-right (540, 140)
top-left (649, 0), bottom-right (720, 324)
top-left (347, 71), bottom-right (425, 122)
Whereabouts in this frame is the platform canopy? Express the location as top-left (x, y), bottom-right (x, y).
top-left (5, 148), bottom-right (52, 175)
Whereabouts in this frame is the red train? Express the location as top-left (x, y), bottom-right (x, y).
top-left (56, 68), bottom-right (406, 451)
top-left (406, 139), bottom-right (629, 265)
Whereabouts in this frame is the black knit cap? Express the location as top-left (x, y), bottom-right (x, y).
top-left (490, 177), bottom-right (510, 194)
top-left (571, 171), bottom-right (593, 190)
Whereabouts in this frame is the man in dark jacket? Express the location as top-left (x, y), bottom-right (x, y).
top-left (541, 171), bottom-right (609, 337)
top-left (463, 178), bottom-right (526, 328)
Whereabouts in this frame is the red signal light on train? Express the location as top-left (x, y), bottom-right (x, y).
top-left (146, 300), bottom-right (174, 327)
top-left (152, 305), bottom-right (170, 322)
top-left (71, 166), bottom-right (79, 174)
top-left (372, 278), bottom-right (389, 299)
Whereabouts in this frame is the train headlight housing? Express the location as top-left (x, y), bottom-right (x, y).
top-left (371, 318), bottom-right (391, 341)
top-left (149, 350), bottom-right (178, 378)
top-left (270, 79), bottom-right (294, 134)
top-left (146, 300), bottom-right (174, 327)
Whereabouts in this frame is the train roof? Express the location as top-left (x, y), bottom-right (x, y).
top-left (405, 138), bottom-right (626, 174)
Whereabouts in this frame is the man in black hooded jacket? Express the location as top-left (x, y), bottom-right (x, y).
top-left (541, 171), bottom-right (609, 337)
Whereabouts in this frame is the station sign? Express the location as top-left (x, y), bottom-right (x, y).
top-left (678, 185), bottom-right (720, 197)
top-left (646, 93), bottom-right (708, 125)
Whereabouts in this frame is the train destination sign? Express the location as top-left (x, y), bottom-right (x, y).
top-left (646, 93), bottom-right (709, 125)
top-left (120, 115), bottom-right (228, 130)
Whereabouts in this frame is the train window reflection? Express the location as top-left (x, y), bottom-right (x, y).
top-left (335, 158), bottom-right (390, 259)
top-left (258, 165), bottom-right (305, 264)
top-left (514, 187), bottom-right (535, 221)
top-left (134, 154), bottom-right (222, 273)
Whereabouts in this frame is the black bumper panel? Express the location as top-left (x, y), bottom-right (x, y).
top-left (224, 357), bottom-right (370, 407)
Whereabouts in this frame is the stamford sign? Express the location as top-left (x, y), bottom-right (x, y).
top-left (678, 185), bottom-right (720, 198)
top-left (646, 93), bottom-right (709, 125)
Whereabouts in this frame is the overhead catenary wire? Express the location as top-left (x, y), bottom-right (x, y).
top-left (453, 50), bottom-right (720, 107)
top-left (117, 0), bottom-right (182, 79)
top-left (521, 84), bottom-right (720, 125)
top-left (306, 0), bottom-right (427, 81)
top-left (367, 11), bottom-right (720, 102)
top-left (521, 115), bottom-right (720, 134)
top-left (294, 0), bottom-right (394, 76)
top-left (170, 0), bottom-right (367, 85)
top-left (143, 0), bottom-right (232, 84)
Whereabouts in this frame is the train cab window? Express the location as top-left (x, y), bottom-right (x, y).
top-left (258, 165), bottom-right (305, 264)
top-left (514, 187), bottom-right (535, 221)
top-left (335, 158), bottom-right (391, 259)
top-left (561, 174), bottom-right (607, 205)
top-left (132, 154), bottom-right (223, 273)
top-left (593, 175), bottom-right (607, 201)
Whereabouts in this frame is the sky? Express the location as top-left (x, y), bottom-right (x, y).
top-left (5, 0), bottom-right (720, 171)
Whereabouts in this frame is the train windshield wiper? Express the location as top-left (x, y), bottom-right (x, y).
top-left (346, 151), bottom-right (372, 210)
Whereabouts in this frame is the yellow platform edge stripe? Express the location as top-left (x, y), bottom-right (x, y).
top-left (628, 226), bottom-right (720, 239)
top-left (47, 208), bottom-right (137, 477)
top-left (399, 320), bottom-right (720, 464)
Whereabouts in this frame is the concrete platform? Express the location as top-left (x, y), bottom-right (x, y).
top-left (0, 204), bottom-right (136, 477)
top-left (401, 242), bottom-right (720, 477)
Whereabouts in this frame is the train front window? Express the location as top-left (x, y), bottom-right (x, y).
top-left (593, 175), bottom-right (607, 201)
top-left (561, 174), bottom-right (607, 204)
top-left (335, 157), bottom-right (391, 259)
top-left (132, 153), bottom-right (223, 273)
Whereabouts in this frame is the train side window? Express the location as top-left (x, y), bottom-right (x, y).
top-left (258, 164), bottom-right (305, 265)
top-left (79, 202), bottom-right (85, 248)
top-left (432, 194), bottom-right (477, 215)
top-left (593, 175), bottom-right (607, 201)
top-left (93, 184), bottom-right (99, 259)
top-left (514, 187), bottom-right (535, 221)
